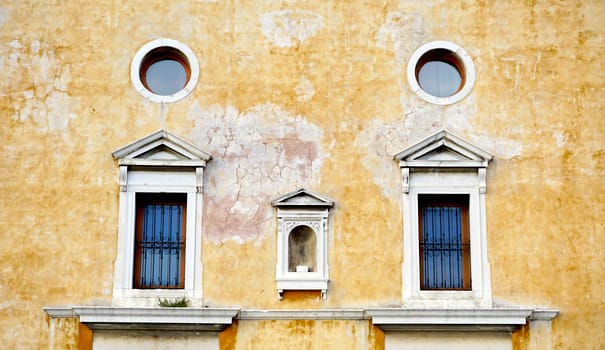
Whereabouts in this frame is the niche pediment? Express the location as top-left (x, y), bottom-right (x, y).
top-left (112, 129), bottom-right (211, 167)
top-left (271, 188), bottom-right (334, 208)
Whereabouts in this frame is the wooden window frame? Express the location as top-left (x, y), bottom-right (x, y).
top-left (134, 193), bottom-right (187, 289)
top-left (139, 46), bottom-right (192, 95)
top-left (418, 194), bottom-right (471, 291)
top-left (415, 48), bottom-right (466, 96)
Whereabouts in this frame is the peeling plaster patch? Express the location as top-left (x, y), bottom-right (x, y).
top-left (4, 39), bottom-right (79, 132)
top-left (294, 76), bottom-right (315, 101)
top-left (237, 53), bottom-right (255, 71)
top-left (260, 10), bottom-right (324, 47)
top-left (355, 103), bottom-right (523, 196)
top-left (553, 130), bottom-right (569, 148)
top-left (8, 40), bottom-right (22, 49)
top-left (354, 118), bottom-right (418, 199)
top-left (472, 134), bottom-right (523, 159)
top-left (376, 11), bottom-right (427, 63)
top-left (30, 40), bottom-right (40, 54)
top-left (0, 300), bottom-right (16, 310)
top-left (188, 103), bottom-right (325, 242)
top-left (0, 8), bottom-right (8, 28)
top-left (45, 91), bottom-right (78, 131)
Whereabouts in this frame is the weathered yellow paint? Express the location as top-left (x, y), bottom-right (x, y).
top-left (219, 319), bottom-right (238, 350)
top-left (1, 0), bottom-right (604, 349)
top-left (47, 317), bottom-right (79, 350)
top-left (230, 320), bottom-right (380, 350)
top-left (78, 324), bottom-right (93, 350)
top-left (512, 324), bottom-right (530, 350)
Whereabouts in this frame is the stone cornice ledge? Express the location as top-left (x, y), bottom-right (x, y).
top-left (529, 309), bottom-right (560, 321)
top-left (45, 307), bottom-right (239, 331)
top-left (43, 306), bottom-right (77, 318)
top-left (366, 308), bottom-right (555, 332)
top-left (239, 309), bottom-right (366, 320)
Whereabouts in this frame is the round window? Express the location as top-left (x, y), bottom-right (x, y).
top-left (131, 39), bottom-right (199, 103)
top-left (407, 41), bottom-right (475, 105)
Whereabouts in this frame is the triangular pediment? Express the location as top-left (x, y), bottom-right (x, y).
top-left (112, 129), bottom-right (211, 167)
top-left (394, 130), bottom-right (493, 168)
top-left (272, 188), bottom-right (334, 208)
top-left (138, 146), bottom-right (189, 161)
top-left (417, 145), bottom-right (472, 161)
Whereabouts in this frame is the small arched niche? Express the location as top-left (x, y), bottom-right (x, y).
top-left (288, 225), bottom-right (317, 273)
top-left (272, 188), bottom-right (334, 300)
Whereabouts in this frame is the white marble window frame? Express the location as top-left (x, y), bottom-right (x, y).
top-left (407, 40), bottom-right (476, 105)
top-left (130, 38), bottom-right (200, 103)
top-left (113, 170), bottom-right (203, 307)
top-left (402, 172), bottom-right (492, 308)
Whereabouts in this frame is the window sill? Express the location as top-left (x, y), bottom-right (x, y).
top-left (403, 290), bottom-right (492, 309)
top-left (276, 278), bottom-right (329, 300)
top-left (366, 308), bottom-right (559, 332)
top-left (45, 306), bottom-right (239, 331)
top-left (112, 288), bottom-right (200, 307)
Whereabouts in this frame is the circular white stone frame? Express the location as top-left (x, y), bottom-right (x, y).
top-left (407, 41), bottom-right (476, 105)
top-left (131, 38), bottom-right (200, 103)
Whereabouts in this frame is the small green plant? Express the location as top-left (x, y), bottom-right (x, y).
top-left (158, 297), bottom-right (190, 307)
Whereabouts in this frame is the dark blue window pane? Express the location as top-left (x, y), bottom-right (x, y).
top-left (135, 193), bottom-right (185, 289)
top-left (419, 195), bottom-right (470, 290)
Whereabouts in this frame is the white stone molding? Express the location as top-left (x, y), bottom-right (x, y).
top-left (130, 38), bottom-right (200, 104)
top-left (119, 166), bottom-right (128, 192)
top-left (43, 306), bottom-right (77, 318)
top-left (272, 188), bottom-right (334, 300)
top-left (44, 307), bottom-right (238, 331)
top-left (112, 129), bottom-right (211, 167)
top-left (394, 130), bottom-right (494, 308)
top-left (402, 167), bottom-right (410, 194)
top-left (528, 309), bottom-right (559, 321)
top-left (196, 167), bottom-right (204, 193)
top-left (407, 40), bottom-right (476, 105)
top-left (367, 308), bottom-right (535, 332)
top-left (239, 309), bottom-right (366, 320)
top-left (111, 130), bottom-right (211, 307)
top-left (44, 307), bottom-right (557, 328)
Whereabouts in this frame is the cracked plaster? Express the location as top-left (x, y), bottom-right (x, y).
top-left (355, 96), bottom-right (523, 197)
top-left (4, 39), bottom-right (78, 132)
top-left (188, 103), bottom-right (325, 243)
top-left (360, 10), bottom-right (524, 198)
top-left (0, 8), bottom-right (7, 28)
top-left (260, 10), bottom-right (324, 48)
top-left (376, 11), bottom-right (427, 64)
top-left (294, 76), bottom-right (315, 102)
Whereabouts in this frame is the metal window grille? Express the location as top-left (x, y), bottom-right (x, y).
top-left (134, 194), bottom-right (186, 289)
top-left (419, 195), bottom-right (470, 290)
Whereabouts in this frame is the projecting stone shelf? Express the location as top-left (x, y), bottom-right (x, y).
top-left (44, 306), bottom-right (239, 331)
top-left (44, 306), bottom-right (558, 332)
top-left (366, 308), bottom-right (559, 332)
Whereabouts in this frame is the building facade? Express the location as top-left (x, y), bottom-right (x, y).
top-left (1, 1), bottom-right (604, 349)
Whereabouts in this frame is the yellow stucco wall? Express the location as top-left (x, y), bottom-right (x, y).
top-left (1, 1), bottom-right (604, 349)
top-left (221, 320), bottom-right (382, 350)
